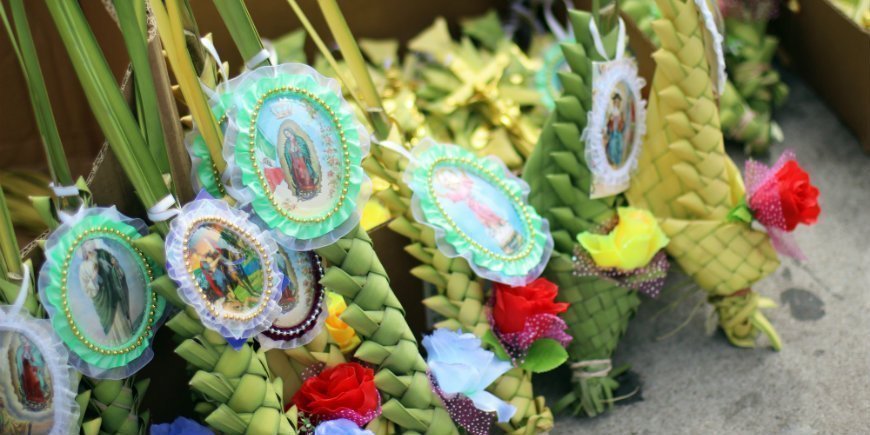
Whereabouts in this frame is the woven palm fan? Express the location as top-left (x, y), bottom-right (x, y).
top-left (521, 10), bottom-right (642, 417)
top-left (624, 0), bottom-right (781, 349)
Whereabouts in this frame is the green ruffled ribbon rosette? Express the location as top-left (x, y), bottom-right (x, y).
top-left (522, 10), bottom-right (641, 417)
top-left (39, 211), bottom-right (166, 374)
top-left (405, 141), bottom-right (551, 285)
top-left (232, 69), bottom-right (367, 242)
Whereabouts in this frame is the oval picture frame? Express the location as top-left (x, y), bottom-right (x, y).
top-left (583, 57), bottom-right (647, 199)
top-left (257, 238), bottom-right (326, 350)
top-left (535, 39), bottom-right (572, 110)
top-left (405, 140), bottom-right (553, 286)
top-left (186, 91), bottom-right (234, 199)
top-left (0, 306), bottom-right (79, 435)
top-left (165, 199), bottom-right (283, 341)
top-left (38, 207), bottom-right (166, 379)
top-left (224, 64), bottom-right (371, 250)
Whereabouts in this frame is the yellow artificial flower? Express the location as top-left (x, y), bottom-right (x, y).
top-left (325, 292), bottom-right (361, 353)
top-left (577, 207), bottom-right (670, 270)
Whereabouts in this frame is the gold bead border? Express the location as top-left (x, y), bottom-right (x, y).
top-left (60, 228), bottom-right (158, 356)
top-left (246, 86), bottom-right (351, 223)
top-left (426, 157), bottom-right (536, 263)
top-left (207, 114), bottom-right (229, 196)
top-left (181, 216), bottom-right (274, 321)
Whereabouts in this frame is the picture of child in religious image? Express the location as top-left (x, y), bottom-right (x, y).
top-left (435, 169), bottom-right (524, 255)
top-left (604, 85), bottom-right (635, 169)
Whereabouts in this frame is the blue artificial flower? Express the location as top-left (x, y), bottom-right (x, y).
top-left (150, 417), bottom-right (213, 435)
top-left (422, 328), bottom-right (517, 422)
top-left (314, 418), bottom-right (374, 435)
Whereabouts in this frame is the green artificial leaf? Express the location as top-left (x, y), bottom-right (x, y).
top-left (480, 329), bottom-right (511, 362)
top-left (520, 339), bottom-right (568, 373)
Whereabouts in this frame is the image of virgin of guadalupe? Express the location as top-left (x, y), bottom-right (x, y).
top-left (78, 242), bottom-right (134, 346)
top-left (436, 169), bottom-right (524, 255)
top-left (278, 123), bottom-right (321, 201)
top-left (605, 91), bottom-right (627, 168)
top-left (15, 339), bottom-right (50, 411)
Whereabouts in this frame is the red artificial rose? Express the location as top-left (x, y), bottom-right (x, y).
top-left (291, 362), bottom-right (380, 425)
top-left (492, 278), bottom-right (569, 334)
top-left (751, 160), bottom-right (820, 231)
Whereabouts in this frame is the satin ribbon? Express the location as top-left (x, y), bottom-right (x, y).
top-left (245, 48), bottom-right (271, 70)
top-left (8, 263), bottom-right (31, 317)
top-left (147, 194), bottom-right (180, 222)
top-left (588, 17), bottom-right (626, 61)
top-left (49, 182), bottom-right (79, 198)
top-left (370, 134), bottom-right (417, 164)
top-left (543, 0), bottom-right (576, 41)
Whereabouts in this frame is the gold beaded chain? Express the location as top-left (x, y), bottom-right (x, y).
top-left (207, 114), bottom-right (229, 196)
top-left (246, 86), bottom-right (351, 223)
top-left (181, 217), bottom-right (273, 321)
top-left (60, 228), bottom-right (158, 356)
top-left (426, 157), bottom-right (536, 263)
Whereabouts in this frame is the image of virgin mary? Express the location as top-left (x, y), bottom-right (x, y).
top-left (278, 123), bottom-right (321, 201)
top-left (15, 338), bottom-right (50, 411)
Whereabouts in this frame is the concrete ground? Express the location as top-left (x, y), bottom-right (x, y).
top-left (539, 74), bottom-right (870, 434)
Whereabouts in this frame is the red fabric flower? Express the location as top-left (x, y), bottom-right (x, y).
top-left (492, 278), bottom-right (568, 334)
top-left (291, 362), bottom-right (380, 426)
top-left (750, 160), bottom-right (820, 231)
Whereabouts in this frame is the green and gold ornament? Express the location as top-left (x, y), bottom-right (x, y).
top-left (164, 196), bottom-right (283, 346)
top-left (185, 90), bottom-right (234, 199)
top-left (223, 64), bottom-right (372, 250)
top-left (404, 140), bottom-right (553, 285)
top-left (37, 207), bottom-right (167, 379)
top-left (1, 266), bottom-right (80, 434)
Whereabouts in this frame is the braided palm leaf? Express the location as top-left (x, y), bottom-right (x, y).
top-left (77, 378), bottom-right (151, 435)
top-left (165, 226), bottom-right (457, 435)
top-left (624, 0), bottom-right (781, 349)
top-left (364, 129), bottom-right (553, 434)
top-left (521, 10), bottom-right (641, 417)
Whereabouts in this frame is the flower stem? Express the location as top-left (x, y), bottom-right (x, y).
top-left (0, 187), bottom-right (21, 279)
top-left (212, 0), bottom-right (268, 67)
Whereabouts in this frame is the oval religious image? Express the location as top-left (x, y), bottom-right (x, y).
top-left (431, 166), bottom-right (529, 257)
top-left (185, 221), bottom-right (266, 316)
top-left (0, 330), bottom-right (54, 433)
top-left (266, 249), bottom-right (322, 339)
top-left (253, 93), bottom-right (345, 219)
top-left (67, 237), bottom-right (150, 349)
top-left (600, 80), bottom-right (638, 170)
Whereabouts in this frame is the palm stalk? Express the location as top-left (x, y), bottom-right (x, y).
top-left (0, 186), bottom-right (21, 282)
top-left (0, 0), bottom-right (72, 186)
top-left (45, 0), bottom-right (171, 234)
top-left (150, 0), bottom-right (226, 176)
top-left (112, 0), bottom-right (170, 173)
top-left (521, 9), bottom-right (641, 417)
top-left (624, 0), bottom-right (781, 349)
top-left (212, 0), bottom-right (269, 67)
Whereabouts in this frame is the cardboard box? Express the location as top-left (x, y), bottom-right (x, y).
top-left (772, 0), bottom-right (870, 151)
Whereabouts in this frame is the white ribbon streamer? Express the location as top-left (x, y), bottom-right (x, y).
top-left (49, 182), bottom-right (79, 198)
top-left (200, 37), bottom-right (229, 82)
top-left (588, 17), bottom-right (626, 61)
top-left (370, 134), bottom-right (416, 164)
top-left (9, 263), bottom-right (30, 317)
top-left (245, 48), bottom-right (271, 70)
top-left (147, 194), bottom-right (180, 222)
top-left (543, 0), bottom-right (575, 41)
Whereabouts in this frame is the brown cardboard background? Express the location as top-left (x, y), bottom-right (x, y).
top-left (772, 0), bottom-right (870, 152)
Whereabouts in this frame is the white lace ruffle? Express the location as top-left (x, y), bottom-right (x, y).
top-left (581, 58), bottom-right (647, 199)
top-left (0, 308), bottom-right (80, 434)
top-left (694, 0), bottom-right (727, 96)
top-left (165, 199), bottom-right (283, 340)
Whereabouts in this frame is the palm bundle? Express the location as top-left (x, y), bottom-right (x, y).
top-left (521, 9), bottom-right (642, 417)
top-left (624, 0), bottom-right (781, 349)
top-left (295, 2), bottom-right (555, 433)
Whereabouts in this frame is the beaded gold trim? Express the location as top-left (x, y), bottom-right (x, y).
top-left (245, 86), bottom-right (351, 223)
top-left (181, 217), bottom-right (273, 321)
top-left (60, 228), bottom-right (157, 356)
top-left (426, 156), bottom-right (536, 262)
